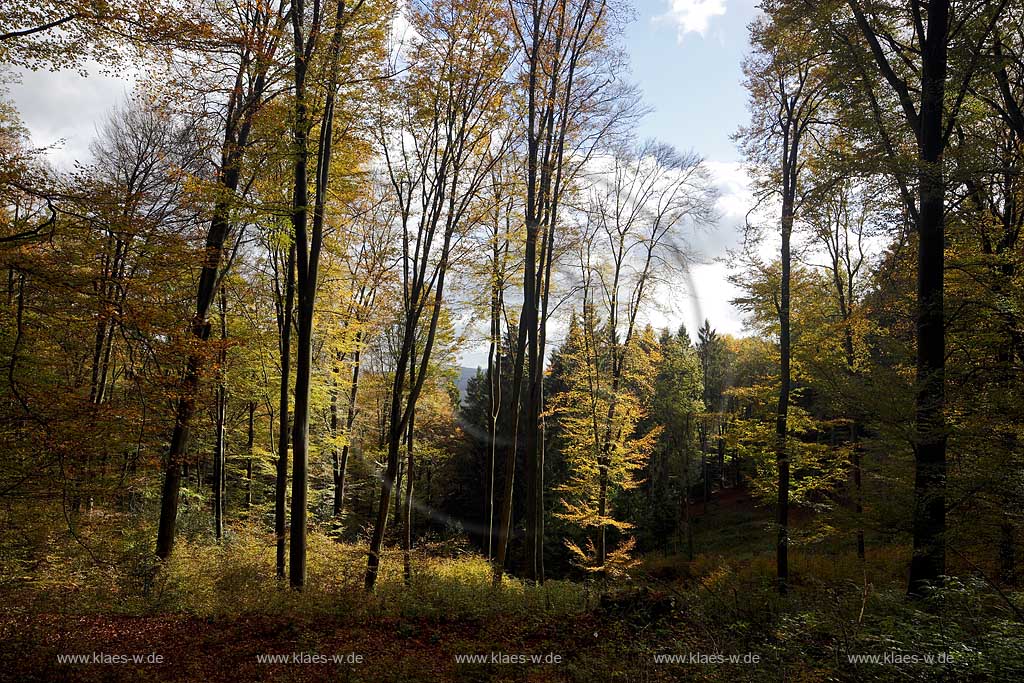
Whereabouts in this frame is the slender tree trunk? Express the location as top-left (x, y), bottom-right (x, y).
top-left (487, 249), bottom-right (502, 559)
top-left (493, 216), bottom-right (536, 582)
top-left (330, 354), bottom-right (341, 515)
top-left (246, 401), bottom-right (255, 508)
top-left (290, 0), bottom-right (349, 591)
top-left (154, 19), bottom-right (273, 558)
top-left (156, 199), bottom-right (235, 559)
top-left (394, 457), bottom-right (403, 527)
top-left (403, 403), bottom-right (415, 585)
top-left (683, 419), bottom-right (694, 562)
top-left (717, 424), bottom-right (725, 490)
top-left (776, 182), bottom-right (794, 595)
top-left (366, 342), bottom-right (410, 589)
top-left (852, 422), bottom-right (865, 560)
top-left (335, 337), bottom-right (362, 517)
top-left (213, 288), bottom-right (228, 541)
top-left (366, 251), bottom-right (453, 590)
top-left (701, 427), bottom-right (709, 515)
top-left (907, 0), bottom-right (948, 597)
top-left (276, 245), bottom-right (295, 580)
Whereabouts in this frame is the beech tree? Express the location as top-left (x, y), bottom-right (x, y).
top-left (495, 0), bottom-right (640, 585)
top-left (363, 0), bottom-right (512, 591)
top-left (737, 8), bottom-right (831, 593)
top-left (155, 0), bottom-right (289, 561)
top-left (569, 141), bottom-right (713, 566)
top-left (841, 0), bottom-right (1009, 595)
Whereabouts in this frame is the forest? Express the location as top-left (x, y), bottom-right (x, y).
top-left (1, 0), bottom-right (1023, 681)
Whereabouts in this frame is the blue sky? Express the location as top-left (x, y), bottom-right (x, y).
top-left (619, 0), bottom-right (760, 342)
top-left (628, 0), bottom-right (757, 162)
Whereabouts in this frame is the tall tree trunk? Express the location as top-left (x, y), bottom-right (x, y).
top-left (493, 217), bottom-right (534, 581)
top-left (213, 288), bottom-right (228, 541)
top-left (776, 173), bottom-right (794, 595)
top-left (717, 424), bottom-right (725, 490)
top-left (330, 354), bottom-right (341, 515)
top-left (403, 402), bottom-right (415, 585)
top-left (289, 0), bottom-right (348, 591)
top-left (276, 244), bottom-right (295, 580)
top-left (154, 9), bottom-right (275, 558)
top-left (287, 2), bottom-right (311, 588)
top-left (487, 249), bottom-right (502, 560)
top-left (156, 212), bottom-right (229, 560)
top-left (851, 422), bottom-right (865, 560)
top-left (907, 0), bottom-right (948, 596)
top-left (683, 419), bottom-right (694, 562)
top-left (701, 427), bottom-right (709, 515)
top-left (246, 401), bottom-right (255, 508)
top-left (366, 326), bottom-right (412, 590)
top-left (335, 336), bottom-right (362, 516)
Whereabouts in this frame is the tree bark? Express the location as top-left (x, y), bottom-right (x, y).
top-left (334, 337), bottom-right (362, 517)
top-left (154, 2), bottom-right (277, 560)
top-left (907, 0), bottom-right (948, 596)
top-left (275, 244), bottom-right (295, 580)
top-left (213, 287), bottom-right (228, 541)
top-left (776, 152), bottom-right (795, 595)
top-left (288, 0), bottom-right (348, 590)
top-left (246, 400), bottom-right (255, 508)
top-left (403, 402), bottom-right (415, 585)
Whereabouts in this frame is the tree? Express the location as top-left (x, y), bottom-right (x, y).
top-left (496, 0), bottom-right (641, 584)
top-left (548, 309), bottom-right (656, 575)
top-left (652, 326), bottom-right (703, 559)
top-left (737, 7), bottom-right (831, 593)
top-left (363, 0), bottom-right (512, 591)
top-left (842, 0), bottom-right (1009, 596)
top-left (572, 140), bottom-right (713, 565)
top-left (155, 0), bottom-right (288, 561)
top-left (287, 0), bottom-right (386, 590)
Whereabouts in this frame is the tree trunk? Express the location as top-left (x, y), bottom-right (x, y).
top-left (776, 175), bottom-right (794, 595)
top-left (907, 0), bottom-right (948, 597)
top-left (275, 244), bottom-right (295, 580)
top-left (246, 401), bottom-right (255, 508)
top-left (487, 248), bottom-right (502, 560)
top-left (717, 425), bottom-right (725, 490)
top-left (403, 404), bottom-right (415, 585)
top-left (290, 0), bottom-right (350, 590)
top-left (334, 338), bottom-right (362, 517)
top-left (493, 215), bottom-right (537, 583)
top-left (683, 420), bottom-right (694, 562)
top-left (213, 287), bottom-right (228, 541)
top-left (154, 15), bottom-right (273, 559)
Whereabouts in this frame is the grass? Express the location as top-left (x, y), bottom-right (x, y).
top-left (1, 508), bottom-right (1023, 681)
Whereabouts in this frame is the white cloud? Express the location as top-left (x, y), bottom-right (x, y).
top-left (7, 64), bottom-right (134, 169)
top-left (704, 159), bottom-right (751, 224)
top-left (662, 0), bottom-right (728, 38)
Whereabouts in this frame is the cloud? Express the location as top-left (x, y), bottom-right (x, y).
top-left (662, 0), bottom-right (728, 38)
top-left (6, 64), bottom-right (134, 169)
top-left (679, 159), bottom-right (751, 262)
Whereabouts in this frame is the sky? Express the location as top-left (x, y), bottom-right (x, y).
top-left (4, 0), bottom-right (762, 366)
top-left (624, 0), bottom-right (760, 343)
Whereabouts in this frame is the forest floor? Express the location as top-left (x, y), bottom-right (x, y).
top-left (2, 493), bottom-right (1021, 682)
top-left (1, 609), bottom-right (650, 683)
